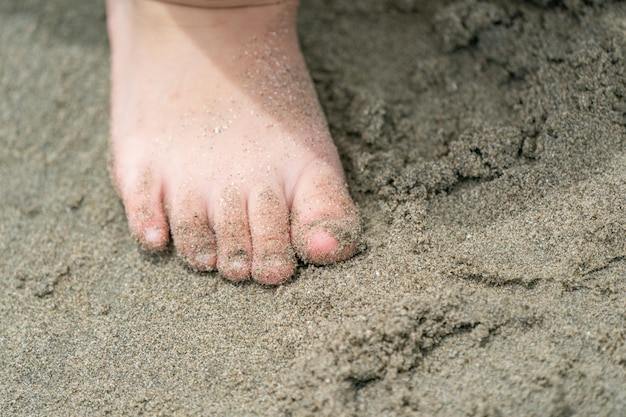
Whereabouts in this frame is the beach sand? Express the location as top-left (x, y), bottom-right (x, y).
top-left (1, 0), bottom-right (625, 415)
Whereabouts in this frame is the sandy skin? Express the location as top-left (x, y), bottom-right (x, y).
top-left (106, 0), bottom-right (361, 284)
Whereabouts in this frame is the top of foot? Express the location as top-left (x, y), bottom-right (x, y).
top-left (107, 0), bottom-right (361, 284)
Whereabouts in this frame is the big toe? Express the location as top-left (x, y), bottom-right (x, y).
top-left (291, 163), bottom-right (361, 265)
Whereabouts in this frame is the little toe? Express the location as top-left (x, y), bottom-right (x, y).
top-left (248, 186), bottom-right (296, 285)
top-left (213, 191), bottom-right (253, 282)
top-left (121, 169), bottom-right (169, 251)
top-left (168, 199), bottom-right (216, 271)
top-left (291, 164), bottom-right (361, 265)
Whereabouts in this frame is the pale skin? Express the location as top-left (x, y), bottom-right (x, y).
top-left (107, 0), bottom-right (361, 284)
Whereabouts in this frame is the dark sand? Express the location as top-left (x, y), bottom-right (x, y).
top-left (1, 0), bottom-right (625, 415)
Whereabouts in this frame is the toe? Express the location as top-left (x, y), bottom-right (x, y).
top-left (248, 186), bottom-right (296, 285)
top-left (168, 196), bottom-right (216, 271)
top-left (121, 168), bottom-right (169, 251)
top-left (291, 162), bottom-right (361, 265)
top-left (213, 190), bottom-right (253, 282)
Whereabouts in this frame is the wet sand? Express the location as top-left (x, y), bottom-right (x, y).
top-left (1, 0), bottom-right (625, 415)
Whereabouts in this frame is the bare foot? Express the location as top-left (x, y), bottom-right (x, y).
top-left (106, 0), bottom-right (360, 284)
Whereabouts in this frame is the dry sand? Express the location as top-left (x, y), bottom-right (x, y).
top-left (1, 0), bottom-right (625, 415)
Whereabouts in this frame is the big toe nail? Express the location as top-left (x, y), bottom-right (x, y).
top-left (296, 217), bottom-right (360, 265)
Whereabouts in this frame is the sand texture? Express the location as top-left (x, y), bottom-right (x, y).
top-left (1, 0), bottom-right (626, 415)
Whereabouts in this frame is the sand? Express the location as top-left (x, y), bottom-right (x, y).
top-left (1, 0), bottom-right (625, 415)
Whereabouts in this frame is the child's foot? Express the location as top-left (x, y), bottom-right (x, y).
top-left (107, 0), bottom-right (360, 284)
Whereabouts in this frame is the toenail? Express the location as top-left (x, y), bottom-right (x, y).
top-left (258, 254), bottom-right (291, 275)
top-left (195, 252), bottom-right (216, 268)
top-left (305, 230), bottom-right (339, 254)
top-left (230, 259), bottom-right (247, 271)
top-left (228, 250), bottom-right (249, 270)
top-left (294, 217), bottom-right (361, 265)
top-left (265, 254), bottom-right (286, 269)
top-left (144, 227), bottom-right (165, 245)
top-left (254, 254), bottom-right (294, 285)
